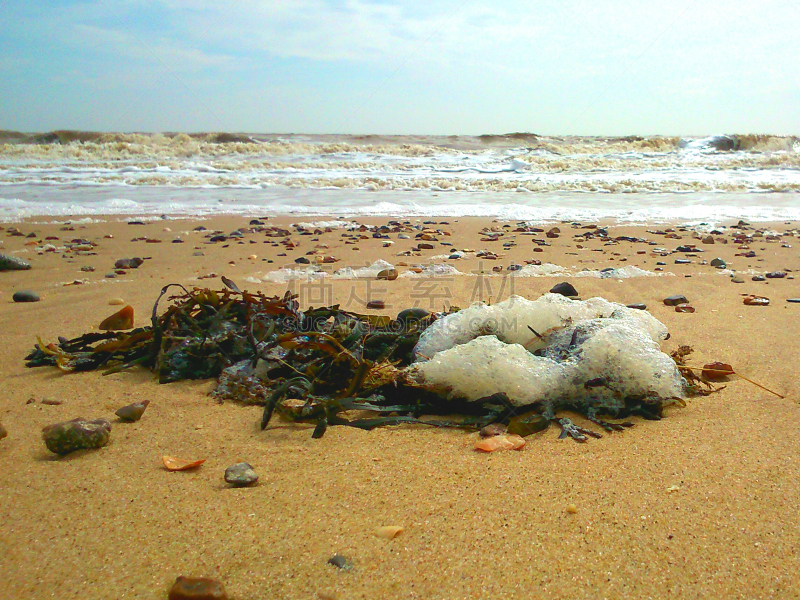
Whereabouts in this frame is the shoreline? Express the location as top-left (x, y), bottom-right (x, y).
top-left (2, 214), bottom-right (800, 599)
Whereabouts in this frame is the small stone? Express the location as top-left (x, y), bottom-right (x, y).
top-left (675, 304), bottom-right (695, 313)
top-left (224, 462), bottom-right (258, 487)
top-left (80, 266), bottom-right (95, 272)
top-left (0, 422), bottom-right (7, 440)
top-left (567, 504), bottom-right (578, 514)
top-left (105, 273), bottom-right (117, 279)
top-left (396, 308), bottom-right (429, 325)
top-left (743, 295), bottom-right (770, 306)
top-left (787, 298), bottom-right (800, 303)
top-left (13, 290), bottom-right (40, 303)
top-left (626, 303), bottom-right (647, 310)
top-left (752, 275), bottom-right (766, 282)
top-left (663, 294), bottom-right (688, 306)
top-left (731, 275), bottom-right (744, 283)
top-left (0, 253), bottom-right (31, 270)
top-left (375, 525), bottom-right (404, 539)
top-left (114, 257), bottom-right (143, 269)
top-left (99, 305), bottom-right (134, 330)
top-left (550, 282), bottom-right (578, 297)
top-left (417, 243), bottom-right (435, 250)
top-left (294, 257), bottom-right (310, 264)
top-left (42, 418), bottom-right (111, 455)
top-left (115, 400), bottom-right (149, 422)
top-left (327, 555), bottom-right (353, 570)
top-left (41, 398), bottom-right (63, 406)
top-left (766, 271), bottom-right (787, 279)
top-left (168, 576), bottom-right (228, 600)
top-left (109, 297), bottom-right (125, 305)
top-left (710, 258), bottom-right (726, 268)
top-left (674, 259), bottom-right (691, 265)
top-left (507, 412), bottom-right (550, 437)
top-left (377, 268), bottom-right (398, 281)
top-left (479, 423), bottom-right (507, 437)
top-left (366, 300), bottom-right (385, 310)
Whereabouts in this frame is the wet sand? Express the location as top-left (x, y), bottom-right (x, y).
top-left (1, 215), bottom-right (800, 599)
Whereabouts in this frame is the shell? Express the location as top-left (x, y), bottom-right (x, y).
top-left (99, 305), bottom-right (134, 330)
top-left (162, 455), bottom-right (206, 471)
top-left (474, 434), bottom-right (526, 452)
top-left (375, 525), bottom-right (404, 539)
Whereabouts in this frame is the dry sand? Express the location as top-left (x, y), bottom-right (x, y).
top-left (1, 215), bottom-right (800, 599)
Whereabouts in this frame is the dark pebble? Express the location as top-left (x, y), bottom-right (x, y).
top-left (327, 555), bottom-right (353, 570)
top-left (294, 257), bottom-right (310, 264)
top-left (550, 282), bottom-right (578, 297)
top-left (114, 257), bottom-right (143, 269)
top-left (710, 258), bottom-right (726, 268)
top-left (752, 275), bottom-right (766, 282)
top-left (13, 290), bottom-right (40, 302)
top-left (766, 271), bottom-right (787, 279)
top-left (41, 418), bottom-right (111, 455)
top-left (479, 423), bottom-right (507, 437)
top-left (224, 462), bottom-right (258, 487)
top-left (787, 298), bottom-right (800, 303)
top-left (366, 300), bottom-right (385, 309)
top-left (675, 304), bottom-right (696, 313)
top-left (663, 294), bottom-right (688, 306)
top-left (115, 400), bottom-right (150, 422)
top-left (0, 253), bottom-right (32, 271)
top-left (626, 303), bottom-right (647, 310)
top-left (674, 259), bottom-right (691, 265)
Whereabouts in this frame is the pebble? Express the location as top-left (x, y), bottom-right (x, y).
top-left (731, 275), bottom-right (744, 283)
top-left (12, 290), bottom-right (40, 303)
top-left (109, 298), bottom-right (125, 305)
top-left (567, 504), bottom-right (578, 514)
top-left (115, 400), bottom-right (149, 422)
top-left (294, 257), bottom-right (310, 264)
top-left (366, 300), bottom-right (385, 310)
top-left (377, 268), bottom-right (398, 281)
top-left (168, 576), bottom-right (228, 600)
top-left (327, 555), bottom-right (353, 570)
top-left (743, 295), bottom-right (770, 306)
top-left (0, 421), bottom-right (7, 440)
top-left (114, 257), bottom-right (143, 269)
top-left (766, 271), bottom-right (787, 279)
top-left (105, 273), bottom-right (117, 279)
top-left (663, 294), bottom-right (688, 306)
top-left (787, 298), bottom-right (800, 303)
top-left (675, 304), bottom-right (696, 313)
top-left (752, 275), bottom-right (766, 282)
top-left (710, 258), bottom-right (726, 268)
top-left (0, 253), bottom-right (31, 271)
top-left (396, 308), bottom-right (430, 324)
top-left (626, 303), bottom-right (647, 310)
top-left (224, 462), bottom-right (258, 487)
top-left (99, 305), bottom-right (134, 330)
top-left (41, 418), bottom-right (111, 455)
top-left (479, 423), bottom-right (507, 437)
top-left (550, 282), bottom-right (578, 297)
top-left (674, 259), bottom-right (691, 265)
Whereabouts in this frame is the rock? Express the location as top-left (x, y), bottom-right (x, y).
top-left (417, 243), bottom-right (435, 250)
top-left (99, 305), bottom-right (134, 330)
top-left (731, 275), bottom-right (744, 283)
top-left (710, 258), bottom-right (726, 268)
top-left (377, 268), bottom-right (398, 281)
top-left (396, 308), bottom-right (429, 325)
top-left (12, 290), bottom-right (40, 303)
top-left (115, 400), bottom-right (149, 422)
top-left (0, 253), bottom-right (31, 271)
top-left (701, 235), bottom-right (715, 244)
top-left (294, 257), bottom-right (310, 264)
top-left (743, 295), bottom-right (770, 306)
top-left (327, 555), bottom-right (352, 570)
top-left (788, 298), bottom-right (800, 303)
top-left (224, 462), bottom-right (258, 487)
top-left (479, 423), bottom-right (507, 437)
top-left (546, 227), bottom-right (560, 238)
top-left (366, 300), bottom-right (385, 310)
top-left (168, 576), bottom-right (228, 600)
top-left (626, 303), bottom-right (647, 310)
top-left (663, 294), bottom-right (688, 306)
top-left (114, 257), bottom-right (143, 269)
top-left (42, 418), bottom-right (111, 455)
top-left (0, 421), bottom-right (7, 440)
top-left (766, 271), bottom-right (787, 279)
top-left (567, 503), bottom-right (578, 514)
top-left (507, 412), bottom-right (550, 437)
top-left (550, 282), bottom-right (578, 297)
top-left (675, 304), bottom-right (695, 313)
top-left (109, 297), bottom-right (125, 305)
top-left (751, 275), bottom-right (766, 282)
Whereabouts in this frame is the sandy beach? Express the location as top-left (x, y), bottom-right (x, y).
top-left (2, 214), bottom-right (800, 600)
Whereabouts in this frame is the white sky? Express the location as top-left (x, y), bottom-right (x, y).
top-left (1, 0), bottom-right (798, 135)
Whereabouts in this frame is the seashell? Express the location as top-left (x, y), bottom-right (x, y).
top-left (99, 305), bottom-right (134, 330)
top-left (375, 525), bottom-right (404, 539)
top-left (115, 400), bottom-right (149, 422)
top-left (162, 455), bottom-right (206, 471)
top-left (474, 434), bottom-right (526, 452)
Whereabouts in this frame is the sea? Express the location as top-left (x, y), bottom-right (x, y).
top-left (1, 131), bottom-right (799, 225)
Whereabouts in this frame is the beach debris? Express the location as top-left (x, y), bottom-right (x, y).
top-left (507, 412), bottom-right (550, 437)
top-left (26, 286), bottom-right (701, 443)
top-left (41, 397), bottom-right (63, 406)
top-left (766, 271), bottom-right (787, 279)
top-left (710, 258), bottom-right (726, 268)
top-left (550, 282), bottom-right (578, 297)
top-left (162, 456), bottom-right (206, 471)
top-left (675, 304), bottom-right (695, 313)
top-left (0, 253), bottom-right (31, 271)
top-left (375, 525), bottom-right (404, 540)
top-left (224, 462), bottom-right (258, 487)
top-left (752, 275), bottom-right (766, 281)
top-left (566, 503), bottom-right (578, 514)
top-left (99, 305), bottom-right (134, 330)
top-left (115, 399), bottom-right (149, 422)
top-left (731, 275), bottom-right (744, 283)
top-left (474, 433), bottom-right (526, 452)
top-left (168, 576), bottom-right (228, 600)
top-left (702, 362), bottom-right (734, 380)
top-left (114, 257), bottom-right (143, 269)
top-left (663, 294), bottom-right (688, 306)
top-left (109, 298), bottom-right (125, 305)
top-left (366, 300), bottom-right (385, 310)
top-left (479, 423), bottom-right (506, 437)
top-left (626, 303), bottom-right (647, 310)
top-left (788, 298), bottom-right (800, 303)
top-left (743, 295), bottom-right (770, 306)
top-left (13, 290), bottom-right (40, 303)
top-left (42, 418), bottom-right (111, 455)
top-left (0, 421), bottom-right (7, 440)
top-left (327, 555), bottom-right (353, 570)
top-left (377, 268), bottom-right (398, 280)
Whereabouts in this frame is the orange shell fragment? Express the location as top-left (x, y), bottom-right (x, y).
top-left (99, 305), bottom-right (134, 330)
top-left (162, 455), bottom-right (206, 471)
top-left (474, 434), bottom-right (526, 452)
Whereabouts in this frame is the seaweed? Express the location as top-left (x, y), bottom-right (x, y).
top-left (26, 282), bottom-right (711, 441)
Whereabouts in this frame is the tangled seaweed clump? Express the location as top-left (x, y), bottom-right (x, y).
top-left (26, 283), bottom-right (713, 442)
